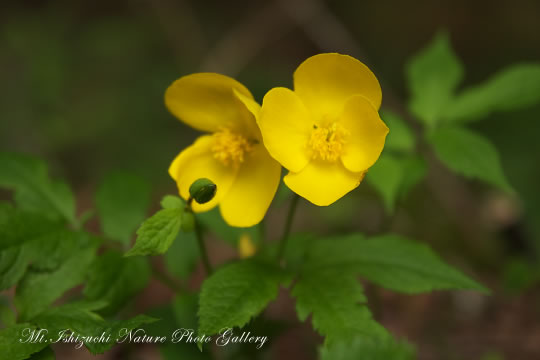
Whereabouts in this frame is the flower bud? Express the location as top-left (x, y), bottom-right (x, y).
top-left (189, 178), bottom-right (217, 204)
top-left (181, 211), bottom-right (195, 232)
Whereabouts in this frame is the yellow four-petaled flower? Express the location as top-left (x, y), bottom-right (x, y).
top-left (166, 73), bottom-right (281, 227)
top-left (258, 53), bottom-right (389, 206)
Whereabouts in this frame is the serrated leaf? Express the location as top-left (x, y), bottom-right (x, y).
top-left (0, 324), bottom-right (49, 360)
top-left (406, 32), bottom-right (463, 127)
top-left (0, 226), bottom-right (91, 291)
top-left (28, 347), bottom-right (55, 360)
top-left (32, 302), bottom-right (156, 354)
top-left (320, 337), bottom-right (416, 360)
top-left (15, 235), bottom-right (97, 320)
top-left (198, 261), bottom-right (286, 336)
top-left (381, 111), bottom-right (415, 153)
top-left (0, 202), bottom-right (62, 251)
top-left (96, 171), bottom-right (151, 244)
top-left (125, 207), bottom-right (183, 256)
top-left (428, 126), bottom-right (512, 192)
top-left (0, 152), bottom-right (75, 223)
top-left (164, 231), bottom-right (199, 279)
top-left (446, 64), bottom-right (540, 123)
top-left (306, 234), bottom-right (488, 294)
top-left (84, 250), bottom-right (150, 315)
top-left (292, 268), bottom-right (387, 345)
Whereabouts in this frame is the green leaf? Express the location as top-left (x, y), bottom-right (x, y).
top-left (0, 296), bottom-right (16, 328)
top-left (96, 172), bottom-right (151, 244)
top-left (172, 293), bottom-right (199, 330)
top-left (0, 202), bottom-right (62, 251)
top-left (0, 324), bottom-right (48, 360)
top-left (32, 302), bottom-right (156, 354)
top-left (164, 231), bottom-right (199, 279)
top-left (0, 152), bottom-right (75, 223)
top-left (381, 111), bottom-right (415, 153)
top-left (1, 229), bottom-right (85, 291)
top-left (125, 207), bottom-right (183, 256)
top-left (428, 126), bottom-right (512, 192)
top-left (15, 235), bottom-right (97, 320)
top-left (292, 269), bottom-right (388, 345)
top-left (28, 347), bottom-right (55, 360)
top-left (367, 155), bottom-right (405, 213)
top-left (306, 234), bottom-right (488, 294)
top-left (160, 195), bottom-right (185, 209)
top-left (84, 250), bottom-right (150, 315)
top-left (320, 337), bottom-right (416, 360)
top-left (198, 261), bottom-right (287, 336)
top-left (367, 155), bottom-right (426, 213)
top-left (446, 64), bottom-right (540, 123)
top-left (406, 32), bottom-right (463, 127)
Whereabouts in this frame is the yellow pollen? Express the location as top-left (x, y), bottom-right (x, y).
top-left (308, 122), bottom-right (349, 161)
top-left (212, 128), bottom-right (254, 167)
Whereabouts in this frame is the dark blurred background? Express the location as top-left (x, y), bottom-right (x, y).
top-left (1, 1), bottom-right (540, 359)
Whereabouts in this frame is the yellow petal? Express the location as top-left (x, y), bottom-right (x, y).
top-left (284, 160), bottom-right (366, 206)
top-left (294, 53), bottom-right (382, 122)
top-left (165, 73), bottom-right (255, 134)
top-left (258, 87), bottom-right (312, 172)
top-left (340, 95), bottom-right (389, 172)
top-left (219, 144), bottom-right (281, 227)
top-left (232, 88), bottom-right (263, 140)
top-left (169, 135), bottom-right (237, 212)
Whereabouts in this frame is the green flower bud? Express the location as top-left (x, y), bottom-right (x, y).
top-left (189, 178), bottom-right (217, 204)
top-left (181, 211), bottom-right (195, 232)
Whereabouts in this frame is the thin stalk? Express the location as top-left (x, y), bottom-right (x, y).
top-left (153, 266), bottom-right (184, 293)
top-left (276, 194), bottom-right (300, 263)
top-left (195, 218), bottom-right (213, 275)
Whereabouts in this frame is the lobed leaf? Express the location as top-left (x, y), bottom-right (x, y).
top-left (292, 268), bottom-right (388, 345)
top-left (198, 260), bottom-right (287, 336)
top-left (428, 126), bottom-right (513, 192)
top-left (0, 324), bottom-right (49, 360)
top-left (84, 250), bottom-right (150, 315)
top-left (445, 64), bottom-right (540, 123)
top-left (0, 152), bottom-right (75, 223)
top-left (15, 235), bottom-right (98, 320)
top-left (305, 234), bottom-right (488, 294)
top-left (406, 32), bottom-right (463, 127)
top-left (320, 336), bottom-right (416, 360)
top-left (96, 171), bottom-right (151, 244)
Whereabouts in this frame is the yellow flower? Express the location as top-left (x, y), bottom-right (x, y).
top-left (166, 73), bottom-right (281, 227)
top-left (257, 53), bottom-right (389, 206)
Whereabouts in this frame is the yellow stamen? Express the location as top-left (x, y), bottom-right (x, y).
top-left (308, 122), bottom-right (349, 161)
top-left (212, 128), bottom-right (254, 167)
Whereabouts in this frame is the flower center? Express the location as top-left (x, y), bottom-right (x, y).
top-left (308, 122), bottom-right (349, 162)
top-left (212, 128), bottom-right (254, 167)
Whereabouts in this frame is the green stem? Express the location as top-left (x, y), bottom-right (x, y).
top-left (152, 266), bottom-right (184, 293)
top-left (195, 217), bottom-right (213, 275)
top-left (276, 194), bottom-right (300, 263)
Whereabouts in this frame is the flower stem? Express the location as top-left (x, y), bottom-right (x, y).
top-left (153, 266), bottom-right (185, 293)
top-left (276, 194), bottom-right (300, 263)
top-left (195, 217), bottom-right (213, 275)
